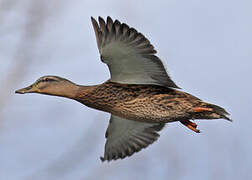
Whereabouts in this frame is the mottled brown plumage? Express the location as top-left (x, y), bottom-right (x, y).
top-left (15, 16), bottom-right (231, 162)
top-left (76, 81), bottom-right (230, 124)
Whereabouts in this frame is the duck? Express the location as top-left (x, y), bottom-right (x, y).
top-left (15, 16), bottom-right (231, 162)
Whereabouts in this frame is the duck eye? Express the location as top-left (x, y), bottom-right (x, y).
top-left (37, 78), bottom-right (56, 83)
top-left (44, 78), bottom-right (57, 82)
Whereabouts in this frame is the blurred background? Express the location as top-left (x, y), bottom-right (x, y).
top-left (0, 0), bottom-right (251, 179)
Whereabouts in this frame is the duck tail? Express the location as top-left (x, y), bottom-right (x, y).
top-left (207, 104), bottom-right (232, 121)
top-left (193, 103), bottom-right (232, 121)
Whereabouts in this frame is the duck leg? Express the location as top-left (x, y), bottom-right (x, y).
top-left (180, 120), bottom-right (200, 133)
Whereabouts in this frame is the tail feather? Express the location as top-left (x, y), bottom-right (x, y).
top-left (206, 103), bottom-right (232, 122)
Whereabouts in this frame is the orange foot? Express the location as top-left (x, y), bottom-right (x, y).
top-left (193, 107), bottom-right (212, 113)
top-left (180, 120), bottom-right (200, 133)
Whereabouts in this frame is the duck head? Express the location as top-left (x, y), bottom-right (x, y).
top-left (15, 76), bottom-right (79, 98)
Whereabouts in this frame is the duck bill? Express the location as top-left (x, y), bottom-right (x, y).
top-left (15, 84), bottom-right (36, 94)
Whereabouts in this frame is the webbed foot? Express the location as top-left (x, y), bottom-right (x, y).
top-left (180, 120), bottom-right (200, 133)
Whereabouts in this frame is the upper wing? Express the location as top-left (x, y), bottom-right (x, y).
top-left (100, 115), bottom-right (165, 162)
top-left (91, 16), bottom-right (179, 88)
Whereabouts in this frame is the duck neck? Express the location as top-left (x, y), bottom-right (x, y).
top-left (62, 83), bottom-right (82, 99)
top-left (46, 83), bottom-right (82, 99)
top-left (70, 85), bottom-right (94, 100)
top-left (73, 85), bottom-right (101, 107)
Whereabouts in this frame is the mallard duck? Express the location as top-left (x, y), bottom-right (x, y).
top-left (15, 16), bottom-right (231, 162)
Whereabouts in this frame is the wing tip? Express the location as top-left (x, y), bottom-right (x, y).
top-left (91, 16), bottom-right (99, 29)
top-left (107, 16), bottom-right (113, 21)
top-left (90, 16), bottom-right (98, 27)
top-left (98, 16), bottom-right (104, 24)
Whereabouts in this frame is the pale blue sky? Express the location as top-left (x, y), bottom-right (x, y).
top-left (0, 0), bottom-right (251, 179)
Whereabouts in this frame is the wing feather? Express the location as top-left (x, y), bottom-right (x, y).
top-left (91, 16), bottom-right (179, 88)
top-left (101, 115), bottom-right (165, 162)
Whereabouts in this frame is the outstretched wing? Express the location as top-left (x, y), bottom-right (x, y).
top-left (100, 115), bottom-right (165, 162)
top-left (91, 16), bottom-right (179, 88)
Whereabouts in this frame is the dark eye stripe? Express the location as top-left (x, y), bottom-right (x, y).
top-left (38, 78), bottom-right (57, 83)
